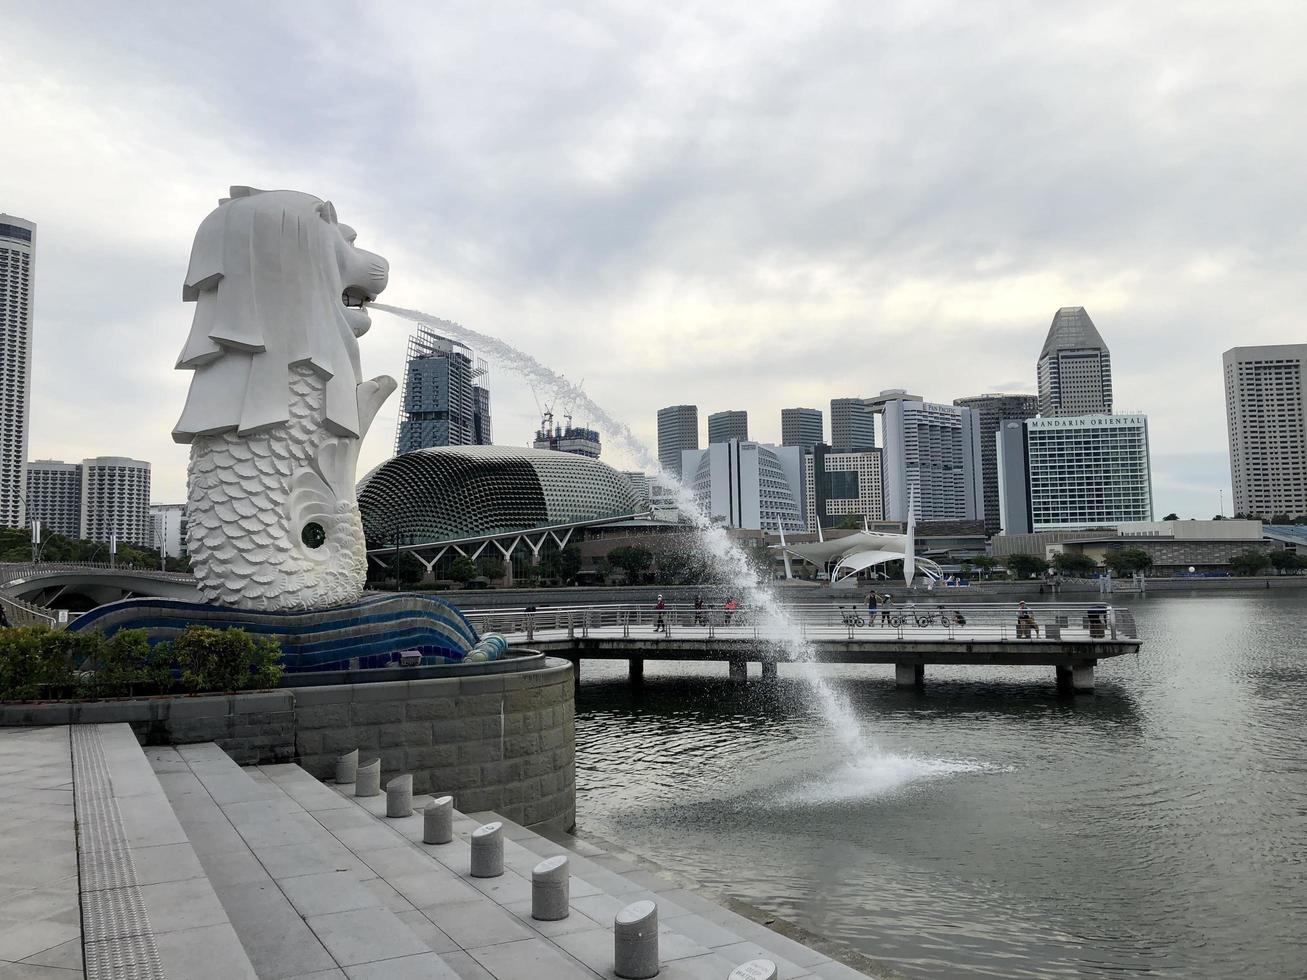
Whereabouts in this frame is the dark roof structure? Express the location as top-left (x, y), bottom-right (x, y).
top-left (1039, 307), bottom-right (1108, 358)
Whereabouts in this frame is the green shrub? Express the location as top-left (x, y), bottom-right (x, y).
top-left (1, 625), bottom-right (283, 701)
top-left (172, 626), bottom-right (284, 693)
top-left (81, 630), bottom-right (174, 698)
top-left (250, 635), bottom-right (285, 690)
top-left (0, 627), bottom-right (84, 700)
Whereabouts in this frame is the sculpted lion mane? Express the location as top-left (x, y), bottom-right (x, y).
top-left (173, 186), bottom-right (389, 441)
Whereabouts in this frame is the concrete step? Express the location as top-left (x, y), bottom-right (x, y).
top-left (262, 763), bottom-right (603, 979)
top-left (317, 767), bottom-right (871, 980)
top-left (471, 811), bottom-right (865, 980)
top-left (0, 725), bottom-right (84, 977)
top-left (150, 743), bottom-right (460, 979)
top-left (76, 725), bottom-right (259, 980)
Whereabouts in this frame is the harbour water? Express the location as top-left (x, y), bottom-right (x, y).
top-left (572, 591), bottom-right (1307, 978)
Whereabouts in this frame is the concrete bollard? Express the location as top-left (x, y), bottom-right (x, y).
top-left (386, 774), bottom-right (413, 817)
top-left (531, 855), bottom-right (570, 921)
top-left (470, 822), bottom-right (504, 878)
top-left (423, 796), bottom-right (454, 845)
top-left (614, 899), bottom-right (658, 979)
top-left (354, 758), bottom-right (381, 798)
top-left (334, 748), bottom-right (358, 785)
top-left (729, 960), bottom-right (778, 980)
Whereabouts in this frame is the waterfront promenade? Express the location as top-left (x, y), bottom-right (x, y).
top-left (463, 602), bottom-right (1140, 692)
top-left (0, 723), bottom-right (877, 979)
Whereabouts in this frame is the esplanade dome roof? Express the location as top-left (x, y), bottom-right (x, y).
top-left (357, 445), bottom-right (646, 547)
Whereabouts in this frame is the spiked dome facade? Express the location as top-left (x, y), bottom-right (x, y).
top-left (357, 445), bottom-right (646, 551)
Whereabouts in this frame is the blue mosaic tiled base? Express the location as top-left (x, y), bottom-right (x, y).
top-left (67, 592), bottom-right (479, 672)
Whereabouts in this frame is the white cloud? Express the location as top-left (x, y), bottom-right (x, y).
top-left (3, 1), bottom-right (1305, 517)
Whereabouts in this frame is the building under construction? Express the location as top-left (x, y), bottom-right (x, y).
top-left (394, 327), bottom-right (492, 453)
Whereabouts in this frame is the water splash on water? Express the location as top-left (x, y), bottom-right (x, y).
top-left (373, 304), bottom-right (882, 757)
top-left (774, 754), bottom-right (1011, 805)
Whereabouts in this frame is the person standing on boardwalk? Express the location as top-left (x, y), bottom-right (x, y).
top-left (654, 594), bottom-right (667, 633)
top-left (867, 590), bottom-right (878, 625)
top-left (879, 593), bottom-right (894, 627)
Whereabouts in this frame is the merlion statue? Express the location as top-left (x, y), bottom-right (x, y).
top-left (172, 186), bottom-right (395, 610)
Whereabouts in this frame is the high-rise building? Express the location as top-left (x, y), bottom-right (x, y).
top-left (80, 457), bottom-right (151, 546)
top-left (707, 410), bottom-right (749, 444)
top-left (533, 421), bottom-right (601, 459)
top-left (394, 328), bottom-right (492, 453)
top-left (829, 398), bottom-right (876, 451)
top-left (25, 460), bottom-right (81, 538)
top-left (998, 415), bottom-right (1153, 531)
top-left (1036, 307), bottom-right (1113, 417)
top-left (1223, 344), bottom-right (1307, 519)
top-left (149, 503), bottom-right (188, 558)
top-left (1, 215), bottom-right (36, 529)
top-left (878, 396), bottom-right (983, 522)
top-left (657, 405), bottom-right (698, 479)
top-left (952, 393), bottom-right (1039, 534)
top-left (472, 385), bottom-right (492, 445)
top-left (780, 408), bottom-right (824, 453)
top-left (803, 446), bottom-right (884, 531)
top-left (681, 440), bottom-right (804, 532)
top-left (994, 421), bottom-right (1032, 535)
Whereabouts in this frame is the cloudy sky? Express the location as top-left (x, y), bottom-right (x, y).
top-left (4, 1), bottom-right (1304, 518)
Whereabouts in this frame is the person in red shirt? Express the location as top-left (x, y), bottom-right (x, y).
top-left (654, 594), bottom-right (666, 633)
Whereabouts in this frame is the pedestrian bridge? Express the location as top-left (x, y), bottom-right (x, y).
top-left (0, 562), bottom-right (198, 624)
top-left (460, 601), bottom-right (1140, 693)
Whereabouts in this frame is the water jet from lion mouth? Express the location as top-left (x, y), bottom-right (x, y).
top-left (371, 302), bottom-right (992, 789)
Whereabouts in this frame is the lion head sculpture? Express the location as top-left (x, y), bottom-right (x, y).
top-left (172, 186), bottom-right (389, 441)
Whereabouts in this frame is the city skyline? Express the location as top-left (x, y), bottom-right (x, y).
top-left (4, 5), bottom-right (1307, 520)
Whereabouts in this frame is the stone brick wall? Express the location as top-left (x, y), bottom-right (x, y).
top-left (0, 691), bottom-right (298, 765)
top-left (0, 658), bottom-right (577, 832)
top-left (290, 661), bottom-right (576, 832)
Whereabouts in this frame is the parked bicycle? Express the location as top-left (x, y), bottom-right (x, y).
top-left (839, 606), bottom-right (866, 628)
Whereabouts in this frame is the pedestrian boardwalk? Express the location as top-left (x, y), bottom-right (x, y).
top-left (458, 602), bottom-right (1139, 692)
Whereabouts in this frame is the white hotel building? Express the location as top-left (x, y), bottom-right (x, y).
top-left (682, 440), bottom-right (805, 532)
top-left (803, 448), bottom-right (884, 531)
top-left (1223, 344), bottom-right (1307, 519)
top-left (878, 396), bottom-right (984, 523)
top-left (998, 414), bottom-right (1153, 531)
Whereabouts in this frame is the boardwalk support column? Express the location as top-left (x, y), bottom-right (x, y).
top-left (567, 655), bottom-right (580, 690)
top-left (629, 658), bottom-right (643, 685)
top-left (761, 660), bottom-right (778, 681)
top-left (1056, 662), bottom-right (1095, 693)
top-left (895, 662), bottom-right (924, 689)
top-left (729, 657), bottom-right (747, 685)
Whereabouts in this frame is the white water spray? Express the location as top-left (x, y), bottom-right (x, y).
top-left (374, 305), bottom-right (906, 765)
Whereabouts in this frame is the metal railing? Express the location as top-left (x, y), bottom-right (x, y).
top-left (0, 562), bottom-right (194, 587)
top-left (461, 601), bottom-right (1136, 644)
top-left (0, 593), bottom-right (61, 628)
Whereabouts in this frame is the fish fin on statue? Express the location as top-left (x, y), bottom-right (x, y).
top-left (357, 376), bottom-right (397, 439)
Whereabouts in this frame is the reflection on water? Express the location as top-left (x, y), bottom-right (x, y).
top-left (573, 592), bottom-right (1307, 979)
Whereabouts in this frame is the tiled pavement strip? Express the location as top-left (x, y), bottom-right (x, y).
top-left (148, 737), bottom-right (873, 980)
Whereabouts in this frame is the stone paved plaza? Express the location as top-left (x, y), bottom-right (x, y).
top-left (0, 725), bottom-right (877, 979)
